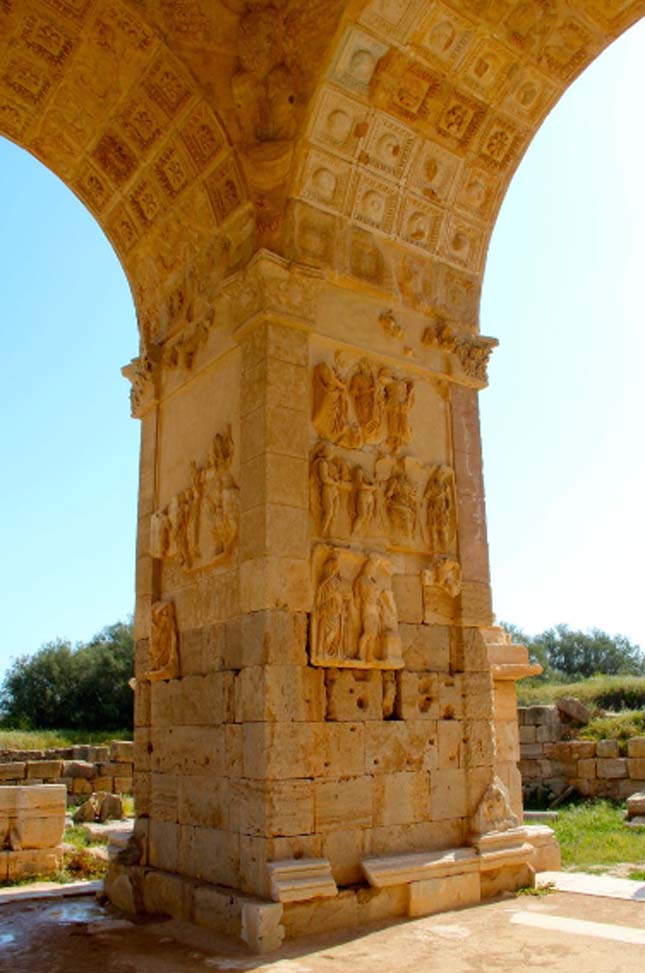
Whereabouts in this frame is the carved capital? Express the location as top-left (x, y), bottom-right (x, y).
top-left (421, 319), bottom-right (498, 387)
top-left (121, 354), bottom-right (158, 419)
top-left (223, 249), bottom-right (324, 332)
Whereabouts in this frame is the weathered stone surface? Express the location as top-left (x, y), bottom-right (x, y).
top-left (556, 697), bottom-right (592, 724)
top-left (409, 872), bottom-right (481, 917)
top-left (626, 790), bottom-right (645, 818)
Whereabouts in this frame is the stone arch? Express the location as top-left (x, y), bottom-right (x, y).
top-left (0, 0), bottom-right (252, 349)
top-left (283, 0), bottom-right (645, 332)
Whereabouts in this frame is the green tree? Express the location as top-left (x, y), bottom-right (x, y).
top-left (0, 620), bottom-right (134, 730)
top-left (502, 622), bottom-right (645, 681)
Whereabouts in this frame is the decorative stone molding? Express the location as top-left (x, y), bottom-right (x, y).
top-left (421, 319), bottom-right (498, 386)
top-left (267, 858), bottom-right (338, 903)
top-left (223, 249), bottom-right (324, 331)
top-left (361, 847), bottom-right (480, 888)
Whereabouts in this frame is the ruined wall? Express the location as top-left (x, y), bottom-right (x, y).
top-left (519, 706), bottom-right (645, 804)
top-left (0, 741), bottom-right (134, 798)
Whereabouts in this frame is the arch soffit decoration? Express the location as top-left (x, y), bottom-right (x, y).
top-left (0, 0), bottom-right (643, 354)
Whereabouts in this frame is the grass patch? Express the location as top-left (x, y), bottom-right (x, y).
top-left (517, 674), bottom-right (645, 710)
top-left (0, 728), bottom-right (132, 750)
top-left (64, 825), bottom-right (108, 848)
top-left (552, 799), bottom-right (645, 872)
top-left (628, 869), bottom-right (645, 881)
top-left (578, 712), bottom-right (645, 751)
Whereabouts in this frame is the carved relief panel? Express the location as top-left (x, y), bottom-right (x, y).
top-left (311, 546), bottom-right (403, 669)
top-left (146, 600), bottom-right (180, 682)
top-left (150, 424), bottom-right (239, 572)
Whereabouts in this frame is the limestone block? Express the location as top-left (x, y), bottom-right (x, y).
top-left (114, 776), bottom-right (134, 794)
top-left (438, 674), bottom-right (464, 720)
top-left (0, 784), bottom-right (66, 851)
top-left (267, 858), bottom-right (338, 903)
top-left (314, 776), bottom-right (373, 832)
top-left (325, 669), bottom-right (383, 721)
top-left (493, 683), bottom-right (518, 721)
top-left (362, 846), bottom-right (479, 888)
top-left (142, 870), bottom-right (195, 923)
top-left (0, 763), bottom-right (26, 780)
top-left (626, 790), bottom-right (645, 818)
top-left (241, 901), bottom-right (285, 954)
top-left (282, 889), bottom-right (358, 938)
top-left (628, 738), bottom-right (645, 758)
top-left (179, 624), bottom-right (226, 677)
top-left (459, 582), bottom-right (493, 627)
top-left (365, 721), bottom-right (437, 774)
top-left (111, 741), bottom-right (134, 762)
top-left (480, 862), bottom-right (535, 898)
top-left (524, 825), bottom-right (561, 871)
top-left (321, 828), bottom-right (371, 887)
top-left (520, 743), bottom-right (542, 760)
top-left (429, 768), bottom-right (467, 820)
top-left (240, 453), bottom-right (308, 511)
top-left (311, 723), bottom-right (365, 778)
top-left (104, 867), bottom-right (136, 914)
top-left (578, 758), bottom-right (597, 779)
top-left (193, 884), bottom-right (242, 937)
top-left (370, 818), bottom-right (466, 857)
top-left (397, 672), bottom-right (439, 720)
top-left (177, 775), bottom-right (230, 830)
top-left (438, 720), bottom-right (463, 769)
top-left (63, 760), bottom-right (97, 779)
top-left (391, 574), bottom-right (423, 623)
top-left (179, 825), bottom-right (240, 888)
top-left (243, 723), bottom-right (314, 779)
top-left (240, 556), bottom-right (311, 613)
top-left (596, 739), bottom-right (619, 758)
top-left (150, 725), bottom-right (228, 776)
top-left (524, 706), bottom-right (557, 726)
top-left (228, 610), bottom-right (308, 668)
top-left (234, 665), bottom-right (325, 722)
top-left (627, 759), bottom-right (645, 779)
top-left (150, 773), bottom-right (179, 823)
top-left (409, 871), bottom-right (481, 917)
top-left (242, 403), bottom-right (308, 465)
top-left (171, 672), bottom-right (236, 725)
top-left (400, 623), bottom-right (450, 672)
top-left (556, 697), bottom-right (591, 724)
top-left (230, 778), bottom-right (314, 837)
top-left (26, 760), bottom-right (63, 780)
top-left (148, 820), bottom-right (180, 873)
top-left (597, 758), bottom-right (628, 779)
top-left (241, 503), bottom-right (310, 561)
top-left (93, 776), bottom-right (112, 793)
top-left (461, 672), bottom-right (493, 720)
top-left (463, 720), bottom-right (495, 767)
top-left (536, 724), bottom-right (558, 743)
top-left (5, 848), bottom-right (63, 880)
top-left (373, 771), bottom-right (430, 826)
top-left (458, 628), bottom-right (491, 673)
top-left (564, 741), bottom-right (597, 759)
top-left (239, 833), bottom-right (324, 897)
top-left (495, 720), bottom-right (519, 763)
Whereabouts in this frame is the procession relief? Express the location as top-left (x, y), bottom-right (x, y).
top-left (150, 425), bottom-right (239, 572)
top-left (310, 351), bottom-right (462, 663)
top-left (310, 446), bottom-right (457, 555)
top-left (311, 546), bottom-right (404, 669)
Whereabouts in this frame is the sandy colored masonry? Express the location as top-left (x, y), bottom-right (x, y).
top-left (2, 0), bottom-right (641, 951)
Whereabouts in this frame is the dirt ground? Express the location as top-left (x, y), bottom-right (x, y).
top-left (1, 890), bottom-right (645, 973)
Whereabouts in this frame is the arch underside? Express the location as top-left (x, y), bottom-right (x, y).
top-left (1, 0), bottom-right (642, 350)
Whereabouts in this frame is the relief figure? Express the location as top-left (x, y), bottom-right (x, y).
top-left (147, 600), bottom-right (180, 682)
top-left (351, 465), bottom-right (377, 535)
top-left (425, 465), bottom-right (456, 551)
top-left (348, 358), bottom-right (385, 443)
top-left (315, 552), bottom-right (353, 661)
top-left (312, 361), bottom-right (351, 444)
top-left (385, 462), bottom-right (417, 539)
top-left (381, 370), bottom-right (414, 451)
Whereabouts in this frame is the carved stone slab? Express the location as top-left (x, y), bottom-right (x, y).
top-left (361, 847), bottom-right (480, 888)
top-left (267, 858), bottom-right (338, 903)
top-left (311, 546), bottom-right (403, 670)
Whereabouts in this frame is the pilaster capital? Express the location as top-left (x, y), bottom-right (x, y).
top-left (221, 249), bottom-right (325, 336)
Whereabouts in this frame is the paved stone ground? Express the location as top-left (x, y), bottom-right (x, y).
top-left (2, 888), bottom-right (645, 973)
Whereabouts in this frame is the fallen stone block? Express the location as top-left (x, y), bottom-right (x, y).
top-left (626, 790), bottom-right (645, 819)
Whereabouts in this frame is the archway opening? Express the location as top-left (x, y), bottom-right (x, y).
top-left (0, 136), bottom-right (139, 726)
top-left (481, 18), bottom-right (645, 649)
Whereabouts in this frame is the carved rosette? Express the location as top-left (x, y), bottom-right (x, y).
top-left (311, 546), bottom-right (403, 670)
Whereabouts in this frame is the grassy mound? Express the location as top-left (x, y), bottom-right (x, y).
top-left (517, 674), bottom-right (645, 711)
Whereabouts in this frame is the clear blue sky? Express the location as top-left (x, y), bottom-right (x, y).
top-left (1, 18), bottom-right (644, 682)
